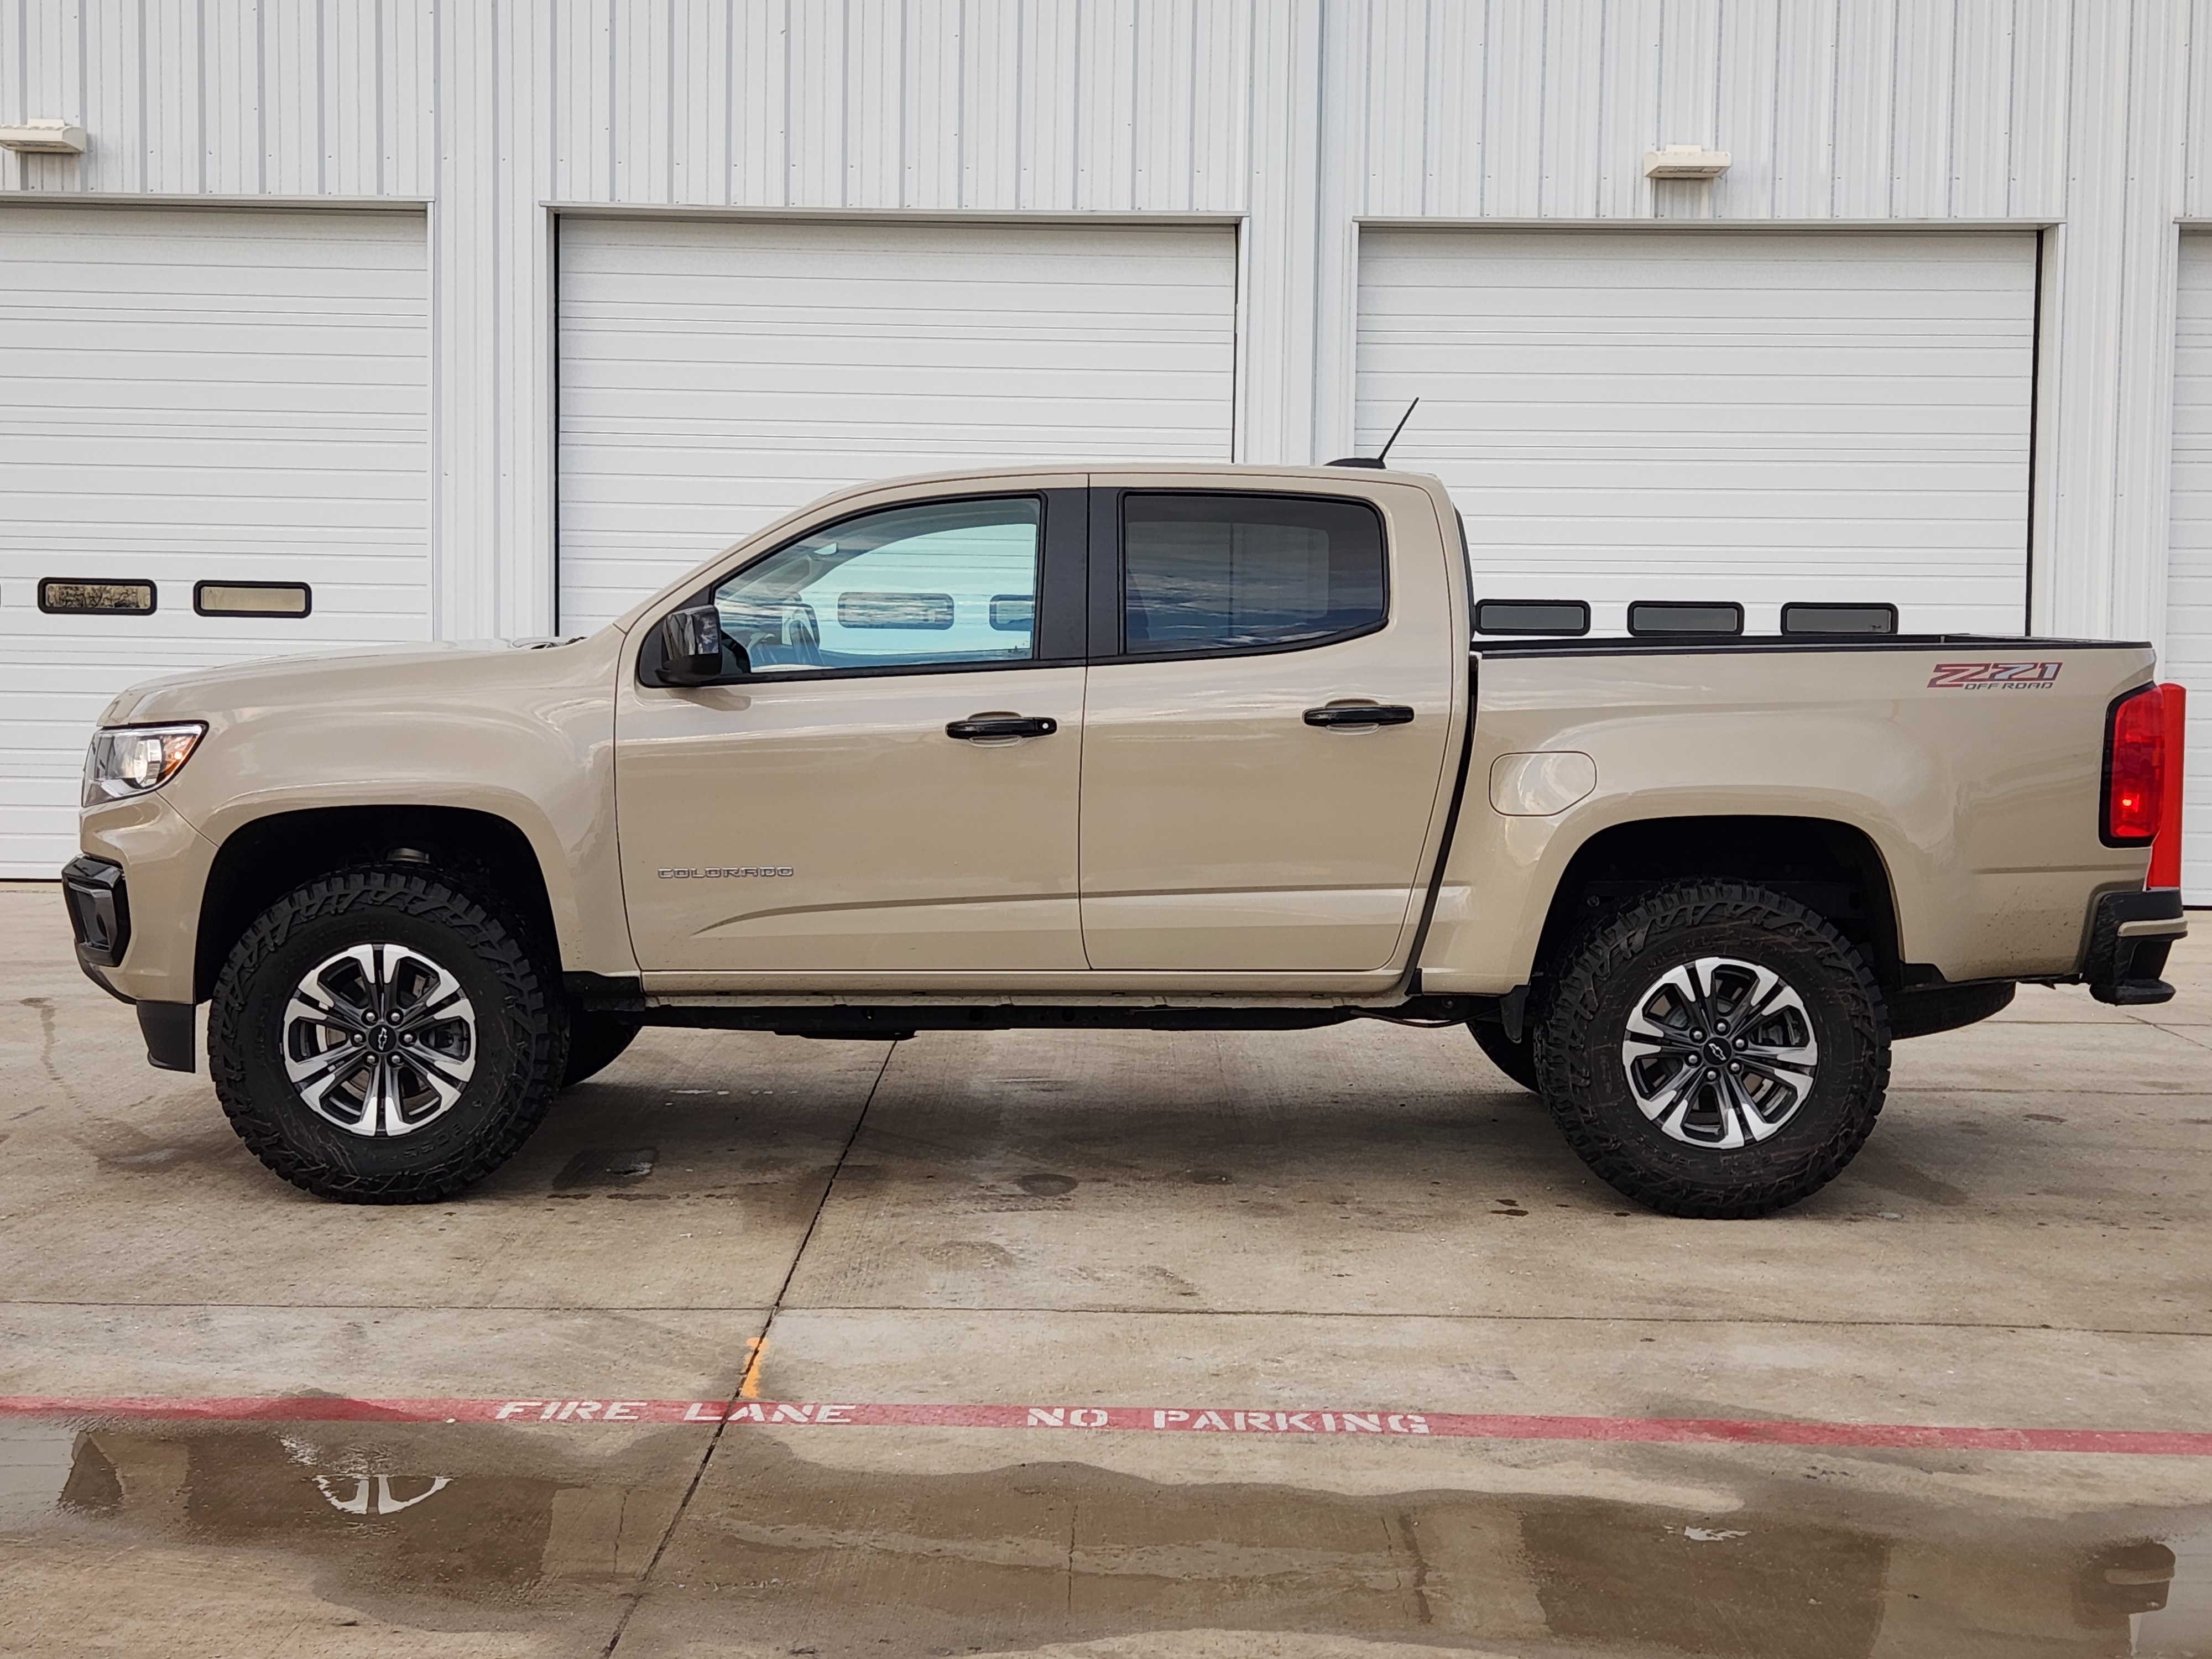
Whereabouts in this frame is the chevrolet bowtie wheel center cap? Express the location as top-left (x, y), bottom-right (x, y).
top-left (1618, 956), bottom-right (1820, 1151)
top-left (281, 942), bottom-right (478, 1139)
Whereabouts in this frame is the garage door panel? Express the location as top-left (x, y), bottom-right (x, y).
top-left (1361, 367), bottom-right (2027, 405)
top-left (568, 278), bottom-right (1233, 316)
top-left (4, 398), bottom-right (425, 431)
top-left (1358, 229), bottom-right (2034, 635)
top-left (1366, 252), bottom-right (2032, 291)
top-left (557, 217), bottom-right (1237, 633)
top-left (0, 206), bottom-right (430, 878)
top-left (7, 466), bottom-right (427, 503)
top-left (0, 274), bottom-right (425, 311)
top-left (1467, 530), bottom-right (2031, 565)
top-left (582, 342), bottom-right (1227, 377)
top-left (575, 239), bottom-right (1226, 281)
top-left (1389, 389), bottom-right (2026, 425)
top-left (1458, 468), bottom-right (2027, 500)
top-left (566, 373), bottom-right (1230, 414)
top-left (5, 318), bottom-right (426, 354)
top-left (6, 576), bottom-right (426, 627)
top-left (1366, 297), bottom-right (2026, 331)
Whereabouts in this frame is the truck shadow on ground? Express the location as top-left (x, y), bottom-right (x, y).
top-left (517, 1054), bottom-right (1618, 1217)
top-left (515, 1031), bottom-right (2002, 1229)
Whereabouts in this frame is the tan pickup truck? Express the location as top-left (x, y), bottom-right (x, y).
top-left (62, 464), bottom-right (2185, 1218)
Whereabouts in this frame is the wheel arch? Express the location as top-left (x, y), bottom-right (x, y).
top-left (1529, 815), bottom-right (1906, 993)
top-left (194, 805), bottom-right (561, 1002)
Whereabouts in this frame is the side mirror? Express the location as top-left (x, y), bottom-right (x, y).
top-left (657, 604), bottom-right (743, 686)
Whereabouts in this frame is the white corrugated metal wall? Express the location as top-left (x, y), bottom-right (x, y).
top-left (0, 0), bottom-right (2203, 661)
top-left (2169, 233), bottom-right (2212, 899)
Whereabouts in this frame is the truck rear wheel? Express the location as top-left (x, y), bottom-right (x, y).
top-left (1533, 880), bottom-right (1890, 1218)
top-left (208, 868), bottom-right (567, 1203)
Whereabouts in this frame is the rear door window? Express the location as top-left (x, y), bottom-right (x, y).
top-left (1117, 492), bottom-right (1386, 657)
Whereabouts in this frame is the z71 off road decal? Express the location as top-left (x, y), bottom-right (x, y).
top-left (1928, 661), bottom-right (2063, 690)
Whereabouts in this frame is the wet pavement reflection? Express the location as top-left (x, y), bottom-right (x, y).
top-left (3, 1418), bottom-right (2208, 1656)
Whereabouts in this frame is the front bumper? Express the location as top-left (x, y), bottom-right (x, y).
top-left (60, 853), bottom-right (196, 1072)
top-left (60, 855), bottom-right (130, 984)
top-left (2082, 888), bottom-right (2188, 1005)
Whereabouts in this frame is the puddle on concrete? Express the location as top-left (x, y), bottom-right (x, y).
top-left (1, 1420), bottom-right (689, 1608)
top-left (2, 1418), bottom-right (2208, 1656)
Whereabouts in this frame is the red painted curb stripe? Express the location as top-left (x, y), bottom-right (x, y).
top-left (1, 1395), bottom-right (2208, 1455)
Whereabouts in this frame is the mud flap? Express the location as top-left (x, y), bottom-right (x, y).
top-left (137, 1001), bottom-right (196, 1073)
top-left (2082, 889), bottom-right (2186, 1006)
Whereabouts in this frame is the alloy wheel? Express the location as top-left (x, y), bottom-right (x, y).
top-left (281, 942), bottom-right (478, 1138)
top-left (1616, 954), bottom-right (1820, 1149)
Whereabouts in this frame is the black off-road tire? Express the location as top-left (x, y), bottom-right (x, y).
top-left (1468, 1020), bottom-right (1541, 1093)
top-left (562, 1011), bottom-right (640, 1089)
top-left (208, 868), bottom-right (568, 1203)
top-left (1532, 880), bottom-right (1890, 1219)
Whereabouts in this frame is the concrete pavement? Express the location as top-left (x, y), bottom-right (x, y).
top-left (2, 882), bottom-right (2209, 1657)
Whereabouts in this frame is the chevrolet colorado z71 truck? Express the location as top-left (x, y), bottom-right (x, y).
top-left (63, 465), bottom-right (2185, 1218)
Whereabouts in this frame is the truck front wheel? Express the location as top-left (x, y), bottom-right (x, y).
top-left (208, 868), bottom-right (567, 1203)
top-left (1533, 880), bottom-right (1890, 1218)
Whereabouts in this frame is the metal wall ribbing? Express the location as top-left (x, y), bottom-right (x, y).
top-left (0, 0), bottom-right (432, 197)
top-left (1357, 0), bottom-right (2076, 223)
top-left (0, 0), bottom-right (2200, 650)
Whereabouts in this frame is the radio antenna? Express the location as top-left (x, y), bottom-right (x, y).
top-left (1375, 398), bottom-right (1420, 465)
top-left (1324, 396), bottom-right (1422, 469)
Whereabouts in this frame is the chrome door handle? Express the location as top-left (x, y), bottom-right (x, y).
top-left (1303, 704), bottom-right (1416, 728)
top-left (946, 715), bottom-right (1058, 740)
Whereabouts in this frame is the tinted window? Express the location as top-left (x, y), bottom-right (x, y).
top-left (1627, 601), bottom-right (1743, 637)
top-left (1782, 602), bottom-right (1897, 635)
top-left (712, 496), bottom-right (1040, 672)
top-left (196, 581), bottom-right (311, 618)
top-left (1475, 599), bottom-right (1590, 636)
top-left (1120, 493), bottom-right (1385, 656)
top-left (39, 578), bottom-right (156, 615)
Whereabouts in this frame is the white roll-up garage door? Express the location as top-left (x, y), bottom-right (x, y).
top-left (557, 217), bottom-right (1238, 632)
top-left (1357, 229), bottom-right (2036, 637)
top-left (0, 206), bottom-right (429, 879)
top-left (2167, 235), bottom-right (2212, 903)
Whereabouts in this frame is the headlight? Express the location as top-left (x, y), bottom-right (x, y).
top-left (83, 723), bottom-right (206, 808)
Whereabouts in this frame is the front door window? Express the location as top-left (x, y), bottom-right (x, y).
top-left (711, 496), bottom-right (1041, 674)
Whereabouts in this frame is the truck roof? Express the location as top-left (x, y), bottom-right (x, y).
top-left (815, 460), bottom-right (1450, 491)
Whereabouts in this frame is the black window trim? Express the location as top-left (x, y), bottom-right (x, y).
top-left (37, 577), bottom-right (159, 617)
top-left (636, 486), bottom-right (1084, 688)
top-left (192, 578), bottom-right (314, 619)
top-left (1086, 486), bottom-right (1392, 667)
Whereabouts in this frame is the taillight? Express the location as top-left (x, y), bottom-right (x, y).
top-left (2102, 684), bottom-right (2167, 845)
